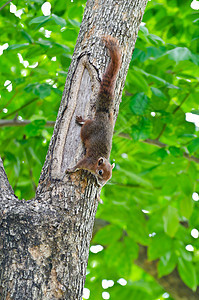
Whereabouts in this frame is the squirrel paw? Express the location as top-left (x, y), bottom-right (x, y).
top-left (76, 116), bottom-right (85, 125)
top-left (65, 167), bottom-right (77, 174)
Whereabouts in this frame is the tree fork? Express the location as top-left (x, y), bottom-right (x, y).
top-left (0, 0), bottom-right (148, 299)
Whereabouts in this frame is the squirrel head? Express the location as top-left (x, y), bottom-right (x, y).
top-left (95, 157), bottom-right (114, 186)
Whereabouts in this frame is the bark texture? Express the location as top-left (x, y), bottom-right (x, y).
top-left (0, 0), bottom-right (148, 299)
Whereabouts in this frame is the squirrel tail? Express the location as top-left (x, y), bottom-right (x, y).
top-left (96, 36), bottom-right (121, 113)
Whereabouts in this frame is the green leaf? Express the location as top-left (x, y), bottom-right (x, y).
top-left (104, 238), bottom-right (138, 277)
top-left (163, 206), bottom-right (179, 237)
top-left (62, 28), bottom-right (78, 41)
top-left (7, 44), bottom-right (29, 50)
top-left (14, 78), bottom-right (25, 85)
top-left (29, 16), bottom-right (51, 25)
top-left (191, 110), bottom-right (199, 115)
top-left (162, 176), bottom-right (178, 196)
top-left (24, 83), bottom-right (35, 93)
top-left (24, 45), bottom-right (46, 58)
top-left (4, 152), bottom-right (17, 162)
top-left (135, 66), bottom-right (179, 89)
top-left (132, 48), bottom-right (147, 62)
top-left (124, 236), bottom-right (139, 260)
top-left (151, 87), bottom-right (167, 100)
top-left (33, 84), bottom-right (51, 99)
top-left (178, 258), bottom-right (197, 291)
top-left (148, 34), bottom-right (164, 45)
top-left (104, 242), bottom-right (130, 276)
top-left (180, 196), bottom-right (194, 219)
top-left (14, 161), bottom-right (20, 177)
top-left (52, 14), bottom-right (66, 27)
top-left (148, 233), bottom-right (173, 260)
top-left (25, 123), bottom-right (41, 137)
top-left (166, 47), bottom-right (192, 63)
top-left (187, 138), bottom-right (199, 154)
top-left (126, 207), bottom-right (149, 245)
top-left (158, 252), bottom-right (177, 277)
top-left (119, 167), bottom-right (152, 187)
top-left (131, 117), bottom-right (152, 141)
top-left (150, 87), bottom-right (168, 110)
top-left (152, 148), bottom-right (168, 160)
top-left (130, 93), bottom-right (149, 115)
top-left (21, 30), bottom-right (34, 43)
top-left (54, 43), bottom-right (70, 52)
top-left (68, 19), bottom-right (81, 28)
top-left (68, 5), bottom-right (84, 20)
top-left (128, 68), bottom-right (149, 91)
top-left (169, 146), bottom-right (182, 157)
top-left (174, 240), bottom-right (192, 262)
top-left (28, 147), bottom-right (42, 165)
top-left (36, 39), bottom-right (52, 48)
top-left (92, 224), bottom-right (123, 245)
top-left (178, 173), bottom-right (193, 196)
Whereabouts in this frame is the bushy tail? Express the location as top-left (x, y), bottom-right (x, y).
top-left (96, 36), bottom-right (121, 113)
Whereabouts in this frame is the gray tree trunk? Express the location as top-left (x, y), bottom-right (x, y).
top-left (0, 0), bottom-right (148, 299)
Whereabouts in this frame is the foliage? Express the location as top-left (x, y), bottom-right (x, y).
top-left (0, 0), bottom-right (199, 299)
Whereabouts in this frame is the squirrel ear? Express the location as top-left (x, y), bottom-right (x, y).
top-left (98, 157), bottom-right (104, 165)
top-left (112, 163), bottom-right (115, 169)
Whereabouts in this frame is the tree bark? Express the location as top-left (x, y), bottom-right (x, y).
top-left (0, 0), bottom-right (148, 299)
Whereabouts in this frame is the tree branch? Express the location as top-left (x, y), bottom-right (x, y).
top-left (156, 92), bottom-right (191, 140)
top-left (0, 90), bottom-right (19, 114)
top-left (0, 0), bottom-right (12, 11)
top-left (114, 133), bottom-right (199, 164)
top-left (1, 119), bottom-right (198, 165)
top-left (0, 157), bottom-right (16, 199)
top-left (1, 97), bottom-right (38, 119)
top-left (143, 138), bottom-right (167, 148)
top-left (143, 139), bottom-right (199, 164)
top-left (0, 119), bottom-right (55, 127)
top-left (116, 132), bottom-right (199, 164)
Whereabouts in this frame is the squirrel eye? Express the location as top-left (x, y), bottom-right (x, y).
top-left (98, 170), bottom-right (103, 176)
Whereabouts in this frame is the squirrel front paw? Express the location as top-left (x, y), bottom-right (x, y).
top-left (65, 167), bottom-right (77, 174)
top-left (76, 116), bottom-right (85, 125)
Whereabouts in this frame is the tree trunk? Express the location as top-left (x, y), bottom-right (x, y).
top-left (0, 0), bottom-right (148, 299)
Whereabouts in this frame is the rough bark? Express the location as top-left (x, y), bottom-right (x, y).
top-left (0, 0), bottom-right (148, 299)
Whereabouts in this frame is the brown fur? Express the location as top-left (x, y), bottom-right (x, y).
top-left (68, 36), bottom-right (121, 186)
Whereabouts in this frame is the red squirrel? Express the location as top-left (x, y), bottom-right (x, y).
top-left (68, 36), bottom-right (121, 186)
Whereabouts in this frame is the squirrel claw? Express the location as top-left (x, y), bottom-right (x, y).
top-left (76, 116), bottom-right (85, 125)
top-left (65, 167), bottom-right (76, 174)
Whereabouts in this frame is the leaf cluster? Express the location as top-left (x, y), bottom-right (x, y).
top-left (0, 0), bottom-right (85, 198)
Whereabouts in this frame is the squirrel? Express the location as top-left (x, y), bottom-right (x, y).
top-left (67, 36), bottom-right (121, 187)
